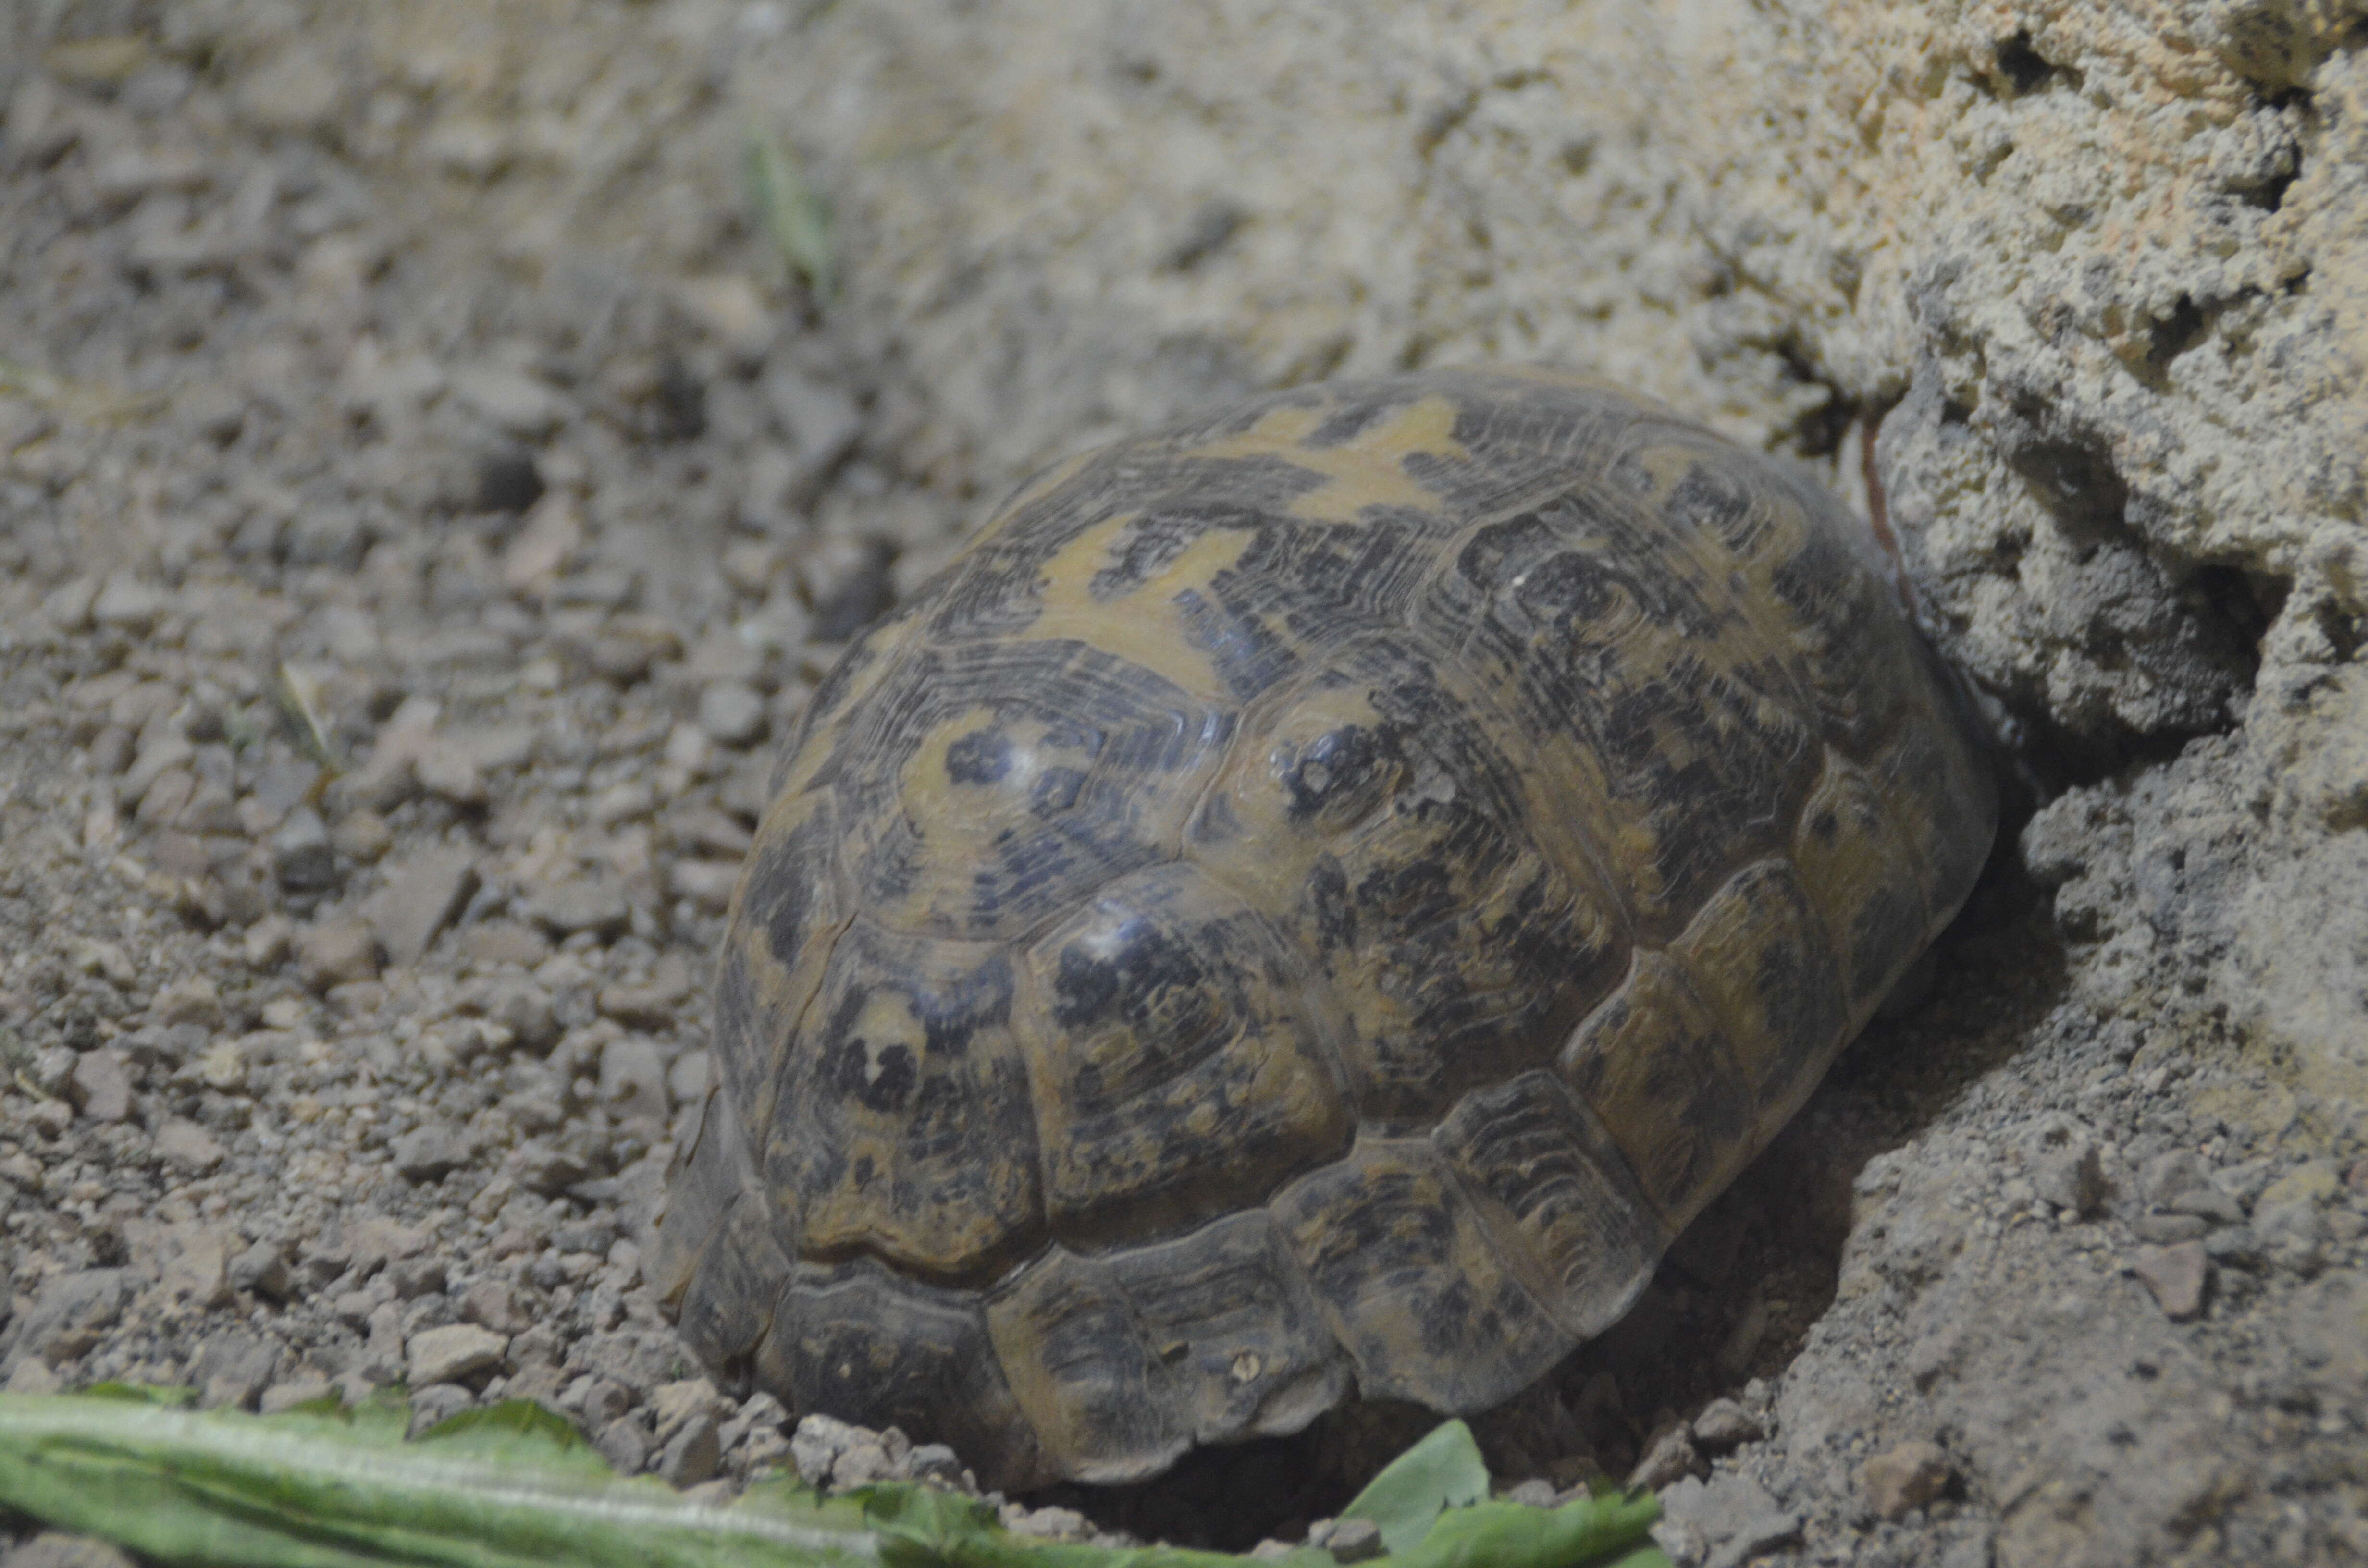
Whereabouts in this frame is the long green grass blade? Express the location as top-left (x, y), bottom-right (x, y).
top-left (745, 130), bottom-right (836, 299)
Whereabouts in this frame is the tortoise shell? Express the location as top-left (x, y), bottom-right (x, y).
top-left (654, 369), bottom-right (1995, 1487)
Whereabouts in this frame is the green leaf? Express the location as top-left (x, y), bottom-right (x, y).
top-left (0, 1391), bottom-right (883, 1568)
top-left (1392, 1493), bottom-right (1668, 1568)
top-left (0, 1395), bottom-right (1664, 1568)
top-left (745, 128), bottom-right (836, 299)
top-left (411, 1396), bottom-right (614, 1471)
top-left (1339, 1420), bottom-right (1492, 1556)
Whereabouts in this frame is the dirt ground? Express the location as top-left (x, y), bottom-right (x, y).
top-left (0, 5), bottom-right (2362, 1567)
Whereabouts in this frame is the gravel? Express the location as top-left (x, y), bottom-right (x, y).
top-left (0, 7), bottom-right (870, 1527)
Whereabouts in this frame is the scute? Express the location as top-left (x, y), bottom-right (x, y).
top-left (828, 638), bottom-right (1234, 941)
top-left (1016, 862), bottom-right (1353, 1246)
top-left (1413, 490), bottom-right (1822, 931)
top-left (986, 1248), bottom-right (1192, 1483)
top-left (1432, 1071), bottom-right (1667, 1339)
top-left (1670, 858), bottom-right (1846, 1127)
top-left (983, 1212), bottom-right (1357, 1482)
top-left (764, 1259), bottom-right (1053, 1489)
top-left (776, 920), bottom-right (1044, 1279)
top-left (1187, 634), bottom-right (1626, 1120)
top-left (1271, 1134), bottom-right (1576, 1411)
top-left (677, 368), bottom-right (1999, 1488)
top-left (1558, 950), bottom-right (1755, 1229)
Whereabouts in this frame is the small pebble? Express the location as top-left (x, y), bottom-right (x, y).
top-left (580, 1379), bottom-right (634, 1430)
top-left (1628, 1424), bottom-right (1702, 1491)
top-left (406, 1323), bottom-right (507, 1386)
top-left (298, 916), bottom-right (382, 991)
top-left (1691, 1396), bottom-right (1764, 1452)
top-left (905, 1442), bottom-right (967, 1488)
top-left (2131, 1241), bottom-right (2210, 1321)
top-left (1860, 1440), bottom-right (1955, 1520)
top-left (791, 1413), bottom-right (853, 1486)
top-left (659, 1414), bottom-right (723, 1488)
top-left (596, 1414), bottom-right (654, 1475)
top-left (696, 681), bottom-right (767, 747)
top-left (66, 1051), bottom-right (132, 1124)
top-left (228, 1240), bottom-right (292, 1300)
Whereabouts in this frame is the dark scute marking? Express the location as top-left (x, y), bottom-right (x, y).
top-left (1876, 722), bottom-right (1998, 916)
top-left (743, 797), bottom-right (838, 977)
top-left (916, 953), bottom-right (1011, 1060)
top-left (1597, 653), bottom-right (1812, 908)
top-left (1765, 528), bottom-right (1922, 749)
top-left (1432, 1071), bottom-right (1664, 1337)
top-left (782, 924), bottom-right (1043, 1280)
top-left (1677, 862), bottom-right (1845, 1107)
top-left (1042, 899), bottom-right (1234, 1117)
top-left (1030, 765), bottom-right (1089, 816)
top-left (1049, 915), bottom-right (1210, 1040)
top-left (774, 629), bottom-right (886, 778)
top-left (929, 454), bottom-right (1327, 645)
top-left (1173, 583), bottom-right (1297, 700)
top-left (1512, 547), bottom-right (1624, 627)
top-left (707, 942), bottom-right (767, 1142)
top-left (944, 728), bottom-right (1013, 785)
top-left (768, 1261), bottom-right (1048, 1490)
top-left (1307, 858), bottom-right (1355, 950)
top-left (1302, 395), bottom-right (1396, 447)
top-left (1086, 502), bottom-right (1270, 599)
top-left (1226, 636), bottom-right (1624, 1118)
top-left (1440, 375), bottom-right (1631, 483)
top-left (1283, 723), bottom-right (1395, 825)
top-left (1172, 516), bottom-right (1443, 703)
top-left (1662, 458), bottom-right (1765, 556)
top-left (1437, 502), bottom-right (1725, 656)
top-left (1559, 954), bottom-right (1755, 1223)
top-left (1021, 865), bottom-right (1352, 1244)
top-left (1753, 935), bottom-right (1841, 1087)
top-left (818, 985), bottom-right (923, 1115)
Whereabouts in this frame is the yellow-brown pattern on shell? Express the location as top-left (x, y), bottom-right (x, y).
top-left (657, 368), bottom-right (1997, 1490)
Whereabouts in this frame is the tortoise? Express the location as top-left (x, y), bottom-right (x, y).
top-left (653, 368), bottom-right (1995, 1489)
